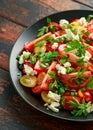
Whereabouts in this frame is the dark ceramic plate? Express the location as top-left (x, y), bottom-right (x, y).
top-left (9, 10), bottom-right (93, 122)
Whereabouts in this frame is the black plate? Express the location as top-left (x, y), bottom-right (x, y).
top-left (9, 10), bottom-right (93, 121)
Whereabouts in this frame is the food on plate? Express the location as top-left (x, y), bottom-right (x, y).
top-left (16, 15), bottom-right (93, 116)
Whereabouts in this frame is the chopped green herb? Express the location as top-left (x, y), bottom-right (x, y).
top-left (66, 67), bottom-right (74, 73)
top-left (65, 40), bottom-right (85, 56)
top-left (35, 40), bottom-right (47, 47)
top-left (46, 35), bottom-right (54, 44)
top-left (78, 58), bottom-right (86, 67)
top-left (87, 15), bottom-right (93, 22)
top-left (16, 56), bottom-right (20, 61)
top-left (59, 56), bottom-right (68, 64)
top-left (37, 26), bottom-right (48, 37)
top-left (39, 51), bottom-right (59, 63)
top-left (49, 25), bottom-right (56, 33)
top-left (70, 98), bottom-right (91, 116)
top-left (47, 17), bottom-right (51, 24)
top-left (29, 54), bottom-right (36, 64)
top-left (48, 71), bottom-right (56, 78)
top-left (40, 62), bottom-right (49, 68)
top-left (87, 76), bottom-right (93, 89)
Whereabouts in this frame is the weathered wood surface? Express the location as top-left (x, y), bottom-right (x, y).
top-left (0, 0), bottom-right (93, 130)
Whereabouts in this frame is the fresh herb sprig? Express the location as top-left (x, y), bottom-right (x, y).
top-left (65, 40), bottom-right (85, 57)
top-left (38, 51), bottom-right (59, 64)
top-left (70, 98), bottom-right (91, 116)
top-left (37, 26), bottom-right (48, 37)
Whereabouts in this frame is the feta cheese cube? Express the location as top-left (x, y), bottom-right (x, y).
top-left (59, 19), bottom-right (69, 28)
top-left (48, 91), bottom-right (61, 102)
top-left (48, 102), bottom-right (60, 112)
top-left (84, 50), bottom-right (92, 61)
top-left (52, 42), bottom-right (58, 49)
top-left (24, 64), bottom-right (37, 75)
top-left (63, 62), bottom-right (71, 68)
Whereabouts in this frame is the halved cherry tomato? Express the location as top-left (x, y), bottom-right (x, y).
top-left (61, 96), bottom-right (82, 110)
top-left (83, 91), bottom-right (92, 102)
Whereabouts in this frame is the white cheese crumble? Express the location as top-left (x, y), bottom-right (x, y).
top-left (48, 102), bottom-right (60, 112)
top-left (24, 64), bottom-right (37, 76)
top-left (59, 19), bottom-right (69, 28)
top-left (63, 62), bottom-right (71, 68)
top-left (78, 17), bottom-right (87, 26)
top-left (87, 104), bottom-right (93, 113)
top-left (19, 51), bottom-right (30, 64)
top-left (83, 50), bottom-right (92, 61)
top-left (56, 64), bottom-right (67, 74)
top-left (89, 32), bottom-right (93, 39)
top-left (47, 91), bottom-right (61, 102)
top-left (52, 42), bottom-right (58, 49)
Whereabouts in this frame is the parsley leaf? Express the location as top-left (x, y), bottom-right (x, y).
top-left (59, 56), bottom-right (68, 64)
top-left (87, 76), bottom-right (93, 89)
top-left (65, 40), bottom-right (85, 56)
top-left (37, 26), bottom-right (48, 37)
top-left (47, 17), bottom-right (51, 24)
top-left (70, 98), bottom-right (91, 116)
top-left (87, 15), bottom-right (93, 22)
top-left (39, 51), bottom-right (59, 63)
top-left (35, 40), bottom-right (47, 47)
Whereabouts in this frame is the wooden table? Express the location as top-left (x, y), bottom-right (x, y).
top-left (0, 0), bottom-right (93, 129)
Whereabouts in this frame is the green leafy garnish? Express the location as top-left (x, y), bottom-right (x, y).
top-left (46, 35), bottom-right (54, 44)
top-left (49, 25), bottom-right (56, 33)
top-left (87, 15), bottom-right (93, 22)
top-left (65, 40), bottom-right (85, 56)
top-left (39, 51), bottom-right (59, 63)
top-left (35, 40), bottom-right (47, 47)
top-left (37, 26), bottom-right (48, 37)
top-left (29, 54), bottom-right (36, 64)
top-left (87, 76), bottom-right (93, 89)
top-left (78, 58), bottom-right (86, 67)
top-left (70, 98), bottom-right (91, 116)
top-left (59, 56), bottom-right (68, 64)
top-left (49, 76), bottom-right (68, 95)
top-left (48, 71), bottom-right (56, 78)
top-left (66, 67), bottom-right (74, 74)
top-left (47, 17), bottom-right (51, 24)
top-left (40, 62), bottom-right (49, 68)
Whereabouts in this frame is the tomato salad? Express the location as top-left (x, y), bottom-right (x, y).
top-left (17, 15), bottom-right (93, 116)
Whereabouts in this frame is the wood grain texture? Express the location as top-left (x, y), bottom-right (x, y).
top-left (0, 0), bottom-right (57, 27)
top-left (0, 17), bottom-right (24, 44)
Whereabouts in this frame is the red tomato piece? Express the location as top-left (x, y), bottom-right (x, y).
top-left (70, 18), bottom-right (79, 23)
top-left (32, 61), bottom-right (57, 94)
top-left (34, 60), bottom-right (47, 74)
top-left (61, 71), bottom-right (92, 90)
top-left (83, 91), bottom-right (92, 102)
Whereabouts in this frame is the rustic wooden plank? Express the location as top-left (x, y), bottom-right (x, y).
top-left (0, 0), bottom-right (57, 27)
top-left (72, 0), bottom-right (93, 8)
top-left (38, 0), bottom-right (92, 11)
top-left (0, 16), bottom-right (24, 44)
